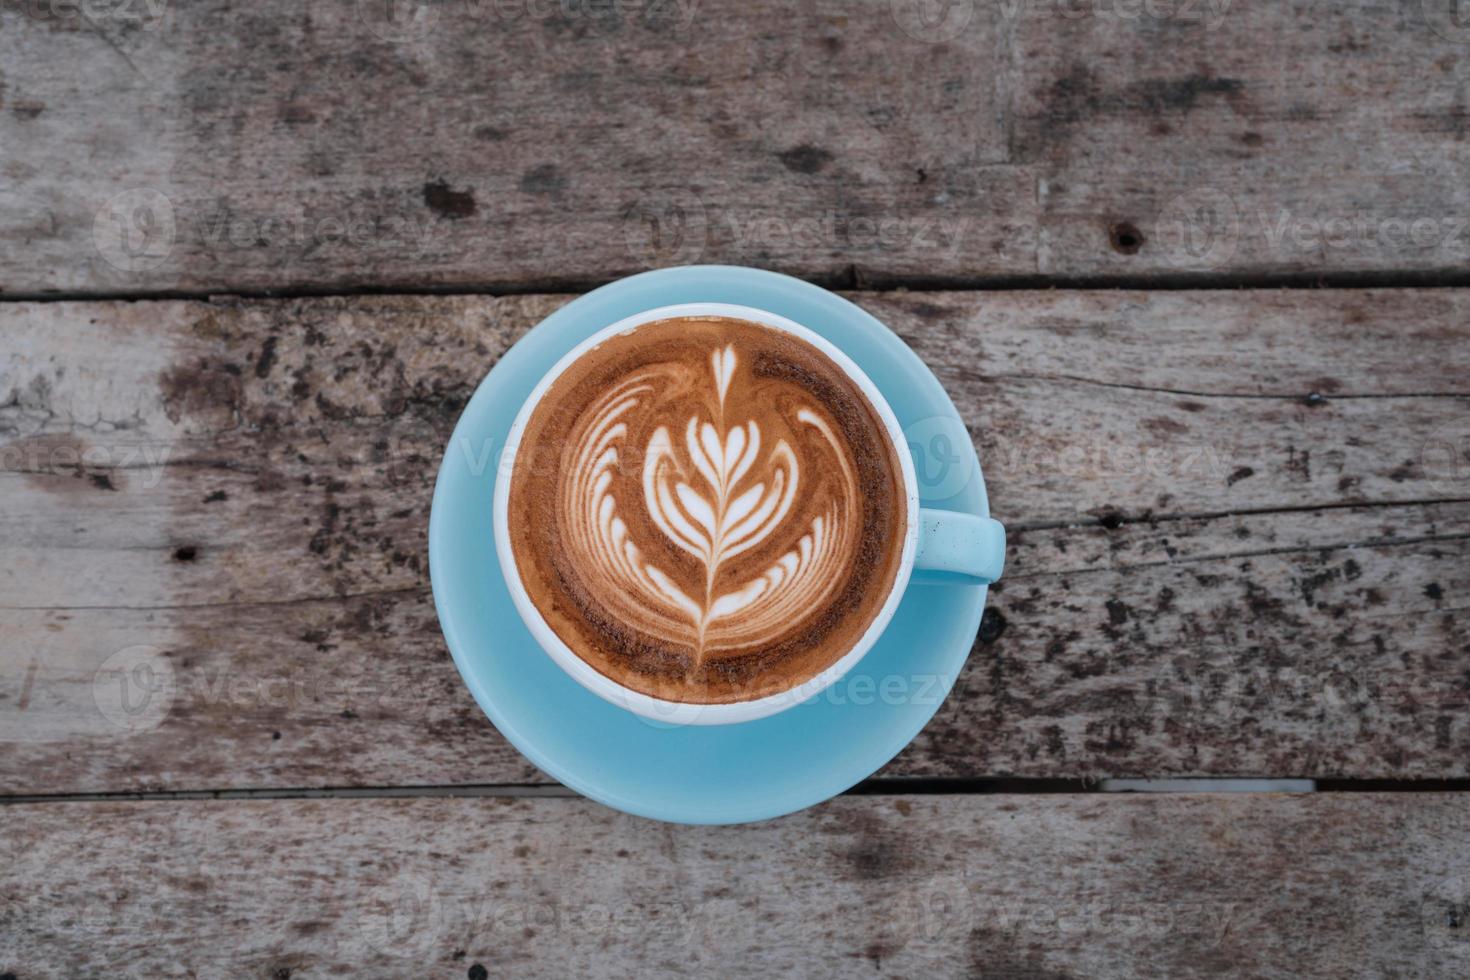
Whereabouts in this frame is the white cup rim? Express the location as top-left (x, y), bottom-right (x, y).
top-left (492, 302), bottom-right (920, 725)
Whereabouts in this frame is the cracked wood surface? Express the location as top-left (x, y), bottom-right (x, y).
top-left (2, 289), bottom-right (1466, 792)
top-left (2, 793), bottom-right (1468, 977)
top-left (4, 3), bottom-right (1470, 294)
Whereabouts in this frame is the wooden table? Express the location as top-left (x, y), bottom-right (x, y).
top-left (2, 2), bottom-right (1468, 976)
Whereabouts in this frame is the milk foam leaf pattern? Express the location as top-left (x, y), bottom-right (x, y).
top-left (562, 344), bottom-right (860, 665)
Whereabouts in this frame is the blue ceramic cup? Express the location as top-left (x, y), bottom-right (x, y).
top-left (493, 302), bottom-right (1005, 727)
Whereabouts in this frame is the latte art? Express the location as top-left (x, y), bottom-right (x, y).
top-left (570, 345), bottom-right (857, 659)
top-left (507, 316), bottom-right (907, 704)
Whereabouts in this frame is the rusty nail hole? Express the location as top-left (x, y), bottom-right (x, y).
top-left (173, 546), bottom-right (199, 563)
top-left (1108, 222), bottom-right (1144, 255)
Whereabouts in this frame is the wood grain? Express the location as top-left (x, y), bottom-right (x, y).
top-left (2, 793), bottom-right (1468, 977)
top-left (4, 2), bottom-right (1470, 294)
top-left (1, 290), bottom-right (1466, 791)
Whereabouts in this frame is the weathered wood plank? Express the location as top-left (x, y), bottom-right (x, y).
top-left (920, 501), bottom-right (1470, 779)
top-left (4, 3), bottom-right (1470, 293)
top-left (1, 290), bottom-right (1466, 791)
top-left (2, 794), bottom-right (1468, 978)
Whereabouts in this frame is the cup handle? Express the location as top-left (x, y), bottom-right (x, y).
top-left (912, 509), bottom-right (1006, 585)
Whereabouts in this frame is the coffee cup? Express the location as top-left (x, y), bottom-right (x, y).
top-left (494, 302), bottom-right (1004, 725)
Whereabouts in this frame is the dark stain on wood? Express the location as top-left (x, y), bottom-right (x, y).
top-left (838, 811), bottom-right (920, 881)
top-left (1227, 466), bottom-right (1255, 486)
top-left (1425, 582), bottom-right (1445, 601)
top-left (855, 940), bottom-right (901, 968)
top-left (977, 608), bottom-right (1008, 645)
top-left (256, 335), bottom-right (279, 379)
top-left (777, 144), bottom-right (834, 174)
top-left (1040, 65), bottom-right (1243, 131)
top-left (1045, 63), bottom-right (1101, 124)
top-left (159, 359), bottom-right (243, 424)
top-left (278, 102), bottom-right (315, 125)
top-left (1131, 74), bottom-right (1244, 114)
top-left (255, 470), bottom-right (287, 493)
top-left (1143, 416), bottom-right (1188, 436)
top-left (904, 299), bottom-right (946, 321)
top-left (422, 180), bottom-right (478, 220)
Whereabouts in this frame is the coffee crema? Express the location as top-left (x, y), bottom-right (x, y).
top-left (506, 316), bottom-right (907, 704)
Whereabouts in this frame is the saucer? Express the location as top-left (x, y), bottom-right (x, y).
top-left (429, 266), bottom-right (991, 824)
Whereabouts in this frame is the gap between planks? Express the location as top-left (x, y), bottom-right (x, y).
top-left (5, 778), bottom-right (1470, 806)
top-left (14, 268), bottom-right (1470, 305)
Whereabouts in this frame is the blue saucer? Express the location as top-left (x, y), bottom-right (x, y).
top-left (429, 266), bottom-right (991, 824)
